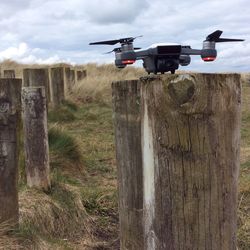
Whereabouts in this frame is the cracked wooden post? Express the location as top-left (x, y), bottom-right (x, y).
top-left (22, 87), bottom-right (50, 190)
top-left (3, 70), bottom-right (15, 78)
top-left (23, 68), bottom-right (50, 104)
top-left (112, 80), bottom-right (144, 250)
top-left (113, 74), bottom-right (241, 250)
top-left (0, 79), bottom-right (22, 225)
top-left (50, 67), bottom-right (65, 108)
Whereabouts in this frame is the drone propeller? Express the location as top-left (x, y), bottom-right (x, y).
top-left (104, 47), bottom-right (142, 54)
top-left (104, 48), bottom-right (122, 54)
top-left (90, 35), bottom-right (143, 46)
top-left (205, 30), bottom-right (244, 42)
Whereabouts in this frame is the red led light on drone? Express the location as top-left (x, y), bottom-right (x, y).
top-left (202, 56), bottom-right (216, 62)
top-left (122, 60), bottom-right (136, 64)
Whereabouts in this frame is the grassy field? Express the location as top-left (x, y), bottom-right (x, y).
top-left (0, 61), bottom-right (249, 249)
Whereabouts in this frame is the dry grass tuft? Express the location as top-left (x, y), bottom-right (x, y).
top-left (70, 63), bottom-right (146, 104)
top-left (0, 221), bottom-right (20, 250)
top-left (19, 184), bottom-right (94, 248)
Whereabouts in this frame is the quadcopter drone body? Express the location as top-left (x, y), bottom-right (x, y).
top-left (89, 30), bottom-right (244, 74)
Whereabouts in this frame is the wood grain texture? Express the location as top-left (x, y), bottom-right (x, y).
top-left (0, 78), bottom-right (22, 224)
top-left (70, 69), bottom-right (76, 87)
top-left (141, 74), bottom-right (241, 250)
top-left (113, 73), bottom-right (241, 250)
top-left (3, 70), bottom-right (15, 78)
top-left (64, 67), bottom-right (71, 93)
top-left (22, 87), bottom-right (50, 190)
top-left (112, 80), bottom-right (144, 250)
top-left (23, 68), bottom-right (50, 103)
top-left (49, 67), bottom-right (65, 108)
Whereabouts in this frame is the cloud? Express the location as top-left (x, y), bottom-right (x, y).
top-left (84, 0), bottom-right (149, 24)
top-left (0, 42), bottom-right (73, 65)
top-left (0, 0), bottom-right (248, 72)
top-left (0, 43), bottom-right (28, 59)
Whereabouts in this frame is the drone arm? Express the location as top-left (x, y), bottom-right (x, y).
top-left (181, 48), bottom-right (202, 55)
top-left (135, 49), bottom-right (150, 59)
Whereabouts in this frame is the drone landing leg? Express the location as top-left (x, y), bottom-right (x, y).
top-left (171, 70), bottom-right (175, 74)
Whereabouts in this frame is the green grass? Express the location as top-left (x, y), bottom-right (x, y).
top-left (51, 168), bottom-right (82, 186)
top-left (49, 183), bottom-right (77, 210)
top-left (15, 218), bottom-right (74, 249)
top-left (48, 100), bottom-right (79, 123)
top-left (62, 100), bottom-right (78, 112)
top-left (48, 126), bottom-right (82, 167)
top-left (63, 103), bottom-right (115, 177)
top-left (80, 187), bottom-right (117, 216)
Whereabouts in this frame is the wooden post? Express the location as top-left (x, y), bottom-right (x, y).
top-left (0, 79), bottom-right (22, 225)
top-left (50, 67), bottom-right (65, 108)
top-left (112, 74), bottom-right (241, 250)
top-left (76, 70), bottom-right (87, 81)
top-left (23, 68), bottom-right (50, 103)
top-left (82, 70), bottom-right (87, 78)
top-left (22, 87), bottom-right (50, 190)
top-left (112, 80), bottom-right (144, 249)
top-left (64, 67), bottom-right (71, 93)
top-left (70, 69), bottom-right (76, 87)
top-left (3, 70), bottom-right (15, 78)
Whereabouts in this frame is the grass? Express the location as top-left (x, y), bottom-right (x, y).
top-left (16, 98), bottom-right (118, 249)
top-left (70, 63), bottom-right (146, 104)
top-left (48, 101), bottom-right (78, 123)
top-left (49, 126), bottom-right (82, 165)
top-left (18, 185), bottom-right (94, 249)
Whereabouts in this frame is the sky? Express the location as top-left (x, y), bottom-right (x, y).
top-left (0, 0), bottom-right (249, 72)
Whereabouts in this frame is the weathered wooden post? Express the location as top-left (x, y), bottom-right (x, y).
top-left (0, 79), bottom-right (22, 225)
top-left (112, 74), bottom-right (241, 250)
top-left (82, 69), bottom-right (87, 78)
top-left (23, 68), bottom-right (50, 103)
top-left (112, 80), bottom-right (144, 250)
top-left (76, 70), bottom-right (87, 81)
top-left (70, 69), bottom-right (76, 87)
top-left (64, 67), bottom-right (71, 93)
top-left (22, 87), bottom-right (50, 190)
top-left (50, 67), bottom-right (65, 108)
top-left (3, 70), bottom-right (15, 78)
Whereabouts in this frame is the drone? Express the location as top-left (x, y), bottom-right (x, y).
top-left (89, 30), bottom-right (244, 74)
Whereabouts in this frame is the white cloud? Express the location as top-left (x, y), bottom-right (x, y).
top-left (0, 0), bottom-right (248, 72)
top-left (0, 43), bottom-right (72, 65)
top-left (84, 0), bottom-right (149, 24)
top-left (0, 43), bottom-right (28, 59)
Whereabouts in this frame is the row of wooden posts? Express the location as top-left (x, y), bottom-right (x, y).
top-left (0, 71), bottom-right (242, 249)
top-left (0, 67), bottom-right (86, 107)
top-left (0, 66), bottom-right (86, 226)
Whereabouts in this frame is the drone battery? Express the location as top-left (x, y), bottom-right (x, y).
top-left (157, 45), bottom-right (182, 55)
